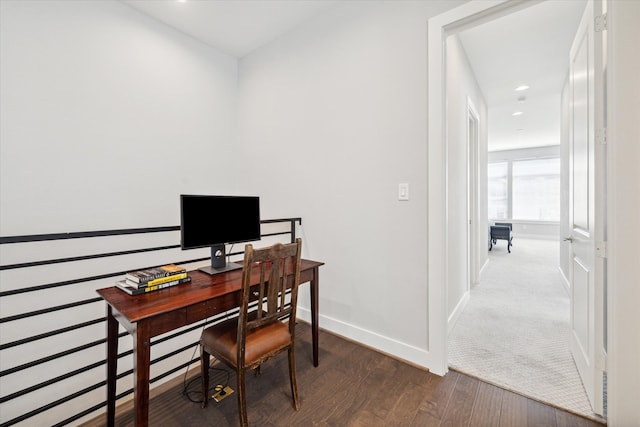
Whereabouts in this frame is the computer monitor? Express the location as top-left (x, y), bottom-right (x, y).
top-left (180, 195), bottom-right (261, 274)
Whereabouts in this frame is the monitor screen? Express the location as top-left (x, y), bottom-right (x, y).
top-left (180, 195), bottom-right (260, 274)
top-left (180, 195), bottom-right (261, 250)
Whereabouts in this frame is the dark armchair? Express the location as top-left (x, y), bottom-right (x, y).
top-left (489, 222), bottom-right (513, 253)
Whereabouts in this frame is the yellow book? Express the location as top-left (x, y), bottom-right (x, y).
top-left (143, 272), bottom-right (188, 287)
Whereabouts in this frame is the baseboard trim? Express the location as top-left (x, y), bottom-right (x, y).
top-left (447, 290), bottom-right (471, 335)
top-left (479, 258), bottom-right (490, 276)
top-left (297, 307), bottom-right (433, 371)
top-left (515, 233), bottom-right (559, 241)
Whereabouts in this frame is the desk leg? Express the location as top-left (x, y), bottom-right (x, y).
top-left (310, 267), bottom-right (319, 367)
top-left (133, 323), bottom-right (151, 427)
top-left (106, 306), bottom-right (118, 427)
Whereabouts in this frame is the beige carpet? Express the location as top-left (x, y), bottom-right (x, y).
top-left (448, 237), bottom-right (603, 421)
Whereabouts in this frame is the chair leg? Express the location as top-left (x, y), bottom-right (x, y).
top-left (288, 346), bottom-right (300, 411)
top-left (200, 346), bottom-right (210, 408)
top-left (237, 368), bottom-right (248, 427)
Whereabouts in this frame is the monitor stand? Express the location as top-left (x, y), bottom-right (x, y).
top-left (199, 262), bottom-right (242, 275)
top-left (199, 244), bottom-right (243, 275)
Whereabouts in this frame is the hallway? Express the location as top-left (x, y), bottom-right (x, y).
top-left (448, 238), bottom-right (602, 422)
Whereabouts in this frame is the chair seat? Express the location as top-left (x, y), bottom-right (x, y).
top-left (201, 318), bottom-right (291, 367)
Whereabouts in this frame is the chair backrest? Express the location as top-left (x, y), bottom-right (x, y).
top-left (494, 222), bottom-right (513, 231)
top-left (237, 238), bottom-right (302, 350)
top-left (490, 225), bottom-right (511, 239)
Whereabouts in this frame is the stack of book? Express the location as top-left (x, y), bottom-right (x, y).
top-left (116, 264), bottom-right (191, 295)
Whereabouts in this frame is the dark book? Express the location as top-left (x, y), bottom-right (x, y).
top-left (126, 272), bottom-right (188, 288)
top-left (125, 264), bottom-right (186, 284)
top-left (116, 277), bottom-right (191, 295)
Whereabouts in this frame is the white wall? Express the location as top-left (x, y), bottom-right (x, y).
top-left (236, 0), bottom-right (463, 365)
top-left (0, 1), bottom-right (238, 424)
top-left (445, 34), bottom-right (488, 321)
top-left (607, 0), bottom-right (640, 424)
top-left (0, 0), bottom-right (239, 236)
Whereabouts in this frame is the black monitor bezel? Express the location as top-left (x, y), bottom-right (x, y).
top-left (179, 194), bottom-right (261, 251)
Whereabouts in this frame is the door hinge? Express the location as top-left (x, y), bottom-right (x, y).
top-left (596, 127), bottom-right (607, 145)
top-left (595, 13), bottom-right (607, 32)
top-left (596, 241), bottom-right (607, 258)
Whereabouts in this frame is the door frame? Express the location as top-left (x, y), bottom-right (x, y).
top-left (427, 0), bottom-right (609, 400)
top-left (467, 98), bottom-right (481, 288)
top-left (605, 3), bottom-right (640, 424)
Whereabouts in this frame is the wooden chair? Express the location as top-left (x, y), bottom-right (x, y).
top-left (200, 238), bottom-right (302, 426)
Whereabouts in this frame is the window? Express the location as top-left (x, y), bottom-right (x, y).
top-left (512, 158), bottom-right (560, 221)
top-left (488, 162), bottom-right (509, 219)
top-left (488, 157), bottom-right (560, 222)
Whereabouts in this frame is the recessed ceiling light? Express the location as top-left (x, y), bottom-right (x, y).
top-left (512, 111), bottom-right (523, 116)
top-left (515, 85), bottom-right (529, 91)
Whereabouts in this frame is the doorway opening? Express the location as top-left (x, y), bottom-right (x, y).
top-left (427, 0), bottom-right (606, 422)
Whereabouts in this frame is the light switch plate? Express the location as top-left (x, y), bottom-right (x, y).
top-left (398, 183), bottom-right (409, 201)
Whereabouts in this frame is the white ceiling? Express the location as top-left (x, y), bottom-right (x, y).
top-left (122, 0), bottom-right (586, 152)
top-left (122, 0), bottom-right (338, 58)
top-left (458, 0), bottom-right (586, 151)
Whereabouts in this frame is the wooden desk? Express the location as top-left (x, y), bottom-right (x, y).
top-left (96, 259), bottom-right (323, 427)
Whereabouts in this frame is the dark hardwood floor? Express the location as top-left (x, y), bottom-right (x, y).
top-left (83, 323), bottom-right (605, 426)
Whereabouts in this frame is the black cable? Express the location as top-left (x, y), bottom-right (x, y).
top-left (227, 243), bottom-right (234, 265)
top-left (181, 365), bottom-right (231, 404)
top-left (180, 318), bottom-right (232, 404)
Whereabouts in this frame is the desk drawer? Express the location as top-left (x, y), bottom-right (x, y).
top-left (186, 295), bottom-right (237, 323)
top-left (148, 309), bottom-right (188, 337)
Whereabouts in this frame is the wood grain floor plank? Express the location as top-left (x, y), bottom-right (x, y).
top-left (359, 356), bottom-right (407, 420)
top-left (470, 381), bottom-right (504, 426)
top-left (499, 389), bottom-right (529, 427)
top-left (418, 368), bottom-right (461, 420)
top-left (322, 343), bottom-right (388, 425)
top-left (440, 373), bottom-right (480, 426)
top-left (348, 409), bottom-right (387, 426)
top-left (388, 380), bottom-right (432, 426)
top-left (411, 408), bottom-right (445, 427)
top-left (527, 398), bottom-right (558, 427)
top-left (556, 409), bottom-right (605, 427)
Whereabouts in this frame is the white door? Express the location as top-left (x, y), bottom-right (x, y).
top-left (568, 0), bottom-right (606, 415)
